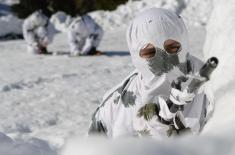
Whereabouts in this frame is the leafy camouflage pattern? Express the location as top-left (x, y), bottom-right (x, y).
top-left (137, 103), bottom-right (159, 121)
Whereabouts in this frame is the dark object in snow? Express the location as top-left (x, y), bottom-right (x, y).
top-left (0, 33), bottom-right (23, 41)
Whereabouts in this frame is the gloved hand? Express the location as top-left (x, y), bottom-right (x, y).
top-left (41, 37), bottom-right (49, 47)
top-left (169, 88), bottom-right (195, 106)
top-left (70, 50), bottom-right (81, 56)
top-left (80, 37), bottom-right (93, 55)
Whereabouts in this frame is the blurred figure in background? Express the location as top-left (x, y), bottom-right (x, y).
top-left (23, 10), bottom-right (55, 54)
top-left (68, 14), bottom-right (104, 56)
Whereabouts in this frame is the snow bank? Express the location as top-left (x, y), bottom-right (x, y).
top-left (61, 135), bottom-right (235, 155)
top-left (0, 14), bottom-right (22, 37)
top-left (89, 0), bottom-right (213, 30)
top-left (0, 132), bottom-right (56, 155)
top-left (0, 0), bottom-right (18, 5)
top-left (89, 0), bottom-right (176, 30)
top-left (51, 0), bottom-right (212, 32)
top-left (202, 0), bottom-right (235, 135)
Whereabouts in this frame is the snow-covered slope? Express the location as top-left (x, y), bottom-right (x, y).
top-left (0, 132), bottom-right (56, 155)
top-left (202, 0), bottom-right (235, 135)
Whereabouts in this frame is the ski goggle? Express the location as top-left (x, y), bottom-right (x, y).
top-left (139, 39), bottom-right (182, 59)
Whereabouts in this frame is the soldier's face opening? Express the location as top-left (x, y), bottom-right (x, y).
top-left (139, 39), bottom-right (182, 59)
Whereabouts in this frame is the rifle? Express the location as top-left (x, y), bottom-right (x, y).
top-left (168, 57), bottom-right (219, 113)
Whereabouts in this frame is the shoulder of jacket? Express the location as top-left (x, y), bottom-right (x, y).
top-left (100, 70), bottom-right (138, 107)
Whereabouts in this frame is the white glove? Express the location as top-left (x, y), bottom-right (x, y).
top-left (80, 37), bottom-right (93, 55)
top-left (169, 88), bottom-right (195, 106)
top-left (41, 37), bottom-right (49, 47)
top-left (70, 50), bottom-right (81, 56)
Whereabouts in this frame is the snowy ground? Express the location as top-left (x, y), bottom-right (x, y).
top-left (0, 25), bottom-right (205, 149)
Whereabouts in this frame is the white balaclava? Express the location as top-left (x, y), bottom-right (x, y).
top-left (30, 10), bottom-right (48, 27)
top-left (126, 8), bottom-right (189, 104)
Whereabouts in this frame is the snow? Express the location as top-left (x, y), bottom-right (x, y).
top-left (61, 135), bottom-right (235, 155)
top-left (50, 0), bottom-right (212, 33)
top-left (0, 0), bottom-right (235, 154)
top-left (89, 0), bottom-right (213, 30)
top-left (0, 132), bottom-right (56, 155)
top-left (0, 28), bottom-right (132, 148)
top-left (0, 0), bottom-right (22, 38)
top-left (0, 0), bottom-right (212, 38)
top-left (0, 15), bottom-right (22, 36)
top-left (202, 0), bottom-right (235, 135)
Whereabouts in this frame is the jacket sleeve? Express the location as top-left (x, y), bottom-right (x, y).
top-left (88, 107), bottom-right (107, 136)
top-left (80, 18), bottom-right (104, 54)
top-left (157, 54), bottom-right (212, 134)
top-left (88, 88), bottom-right (119, 136)
top-left (42, 22), bottom-right (55, 45)
top-left (156, 90), bottom-right (210, 134)
top-left (91, 25), bottom-right (104, 48)
top-left (68, 29), bottom-right (80, 55)
top-left (80, 37), bottom-right (93, 55)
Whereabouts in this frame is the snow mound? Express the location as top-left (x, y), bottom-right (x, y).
top-left (89, 0), bottom-right (212, 30)
top-left (0, 14), bottom-right (22, 37)
top-left (0, 132), bottom-right (56, 155)
top-left (202, 0), bottom-right (235, 135)
top-left (181, 0), bottom-right (213, 26)
top-left (52, 0), bottom-right (212, 32)
top-left (61, 135), bottom-right (235, 155)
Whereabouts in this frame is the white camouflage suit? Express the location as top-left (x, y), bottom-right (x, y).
top-left (68, 15), bottom-right (104, 55)
top-left (89, 8), bottom-right (214, 139)
top-left (23, 11), bottom-right (55, 54)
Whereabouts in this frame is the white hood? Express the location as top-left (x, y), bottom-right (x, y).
top-left (127, 8), bottom-right (189, 82)
top-left (126, 8), bottom-right (190, 104)
top-left (29, 11), bottom-right (48, 27)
